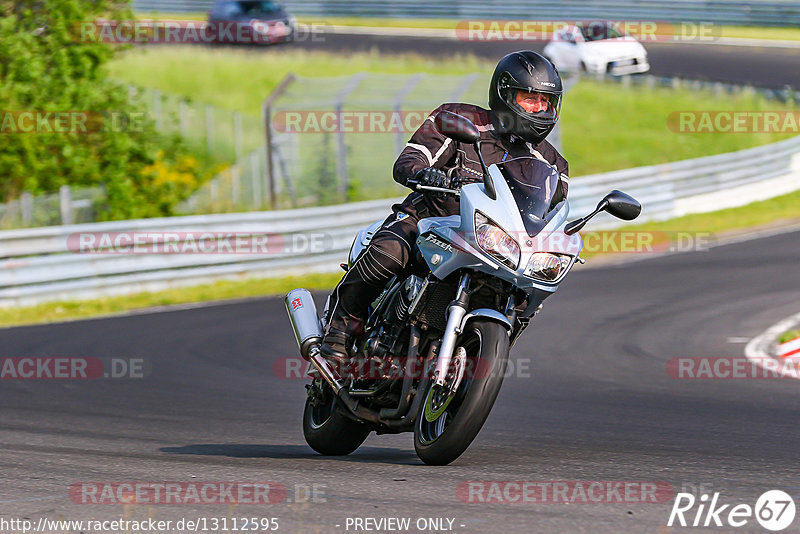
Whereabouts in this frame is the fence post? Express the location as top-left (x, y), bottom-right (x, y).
top-left (209, 179), bottom-right (219, 210)
top-left (179, 100), bottom-right (189, 138)
top-left (251, 151), bottom-right (262, 210)
top-left (262, 73), bottom-right (297, 210)
top-left (232, 165), bottom-right (241, 207)
top-left (394, 74), bottom-right (424, 155)
top-left (205, 105), bottom-right (214, 156)
top-left (334, 73), bottom-right (366, 201)
top-left (59, 185), bottom-right (73, 226)
top-left (20, 192), bottom-right (33, 226)
top-left (233, 111), bottom-right (243, 161)
top-left (153, 89), bottom-right (162, 131)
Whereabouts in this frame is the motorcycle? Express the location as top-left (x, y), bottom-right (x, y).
top-left (285, 111), bottom-right (641, 465)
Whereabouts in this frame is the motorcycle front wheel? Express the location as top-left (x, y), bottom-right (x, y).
top-left (413, 320), bottom-right (510, 465)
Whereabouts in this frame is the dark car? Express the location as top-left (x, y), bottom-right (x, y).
top-left (207, 0), bottom-right (295, 44)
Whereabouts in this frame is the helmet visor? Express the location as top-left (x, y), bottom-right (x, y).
top-left (505, 87), bottom-right (561, 121)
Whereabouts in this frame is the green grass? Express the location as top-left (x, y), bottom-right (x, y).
top-left (619, 188), bottom-right (800, 237)
top-left (780, 330), bottom-right (800, 343)
top-left (133, 13), bottom-right (800, 42)
top-left (0, 272), bottom-right (343, 329)
top-left (108, 47), bottom-right (797, 181)
top-left (295, 18), bottom-right (800, 42)
top-left (2, 187), bottom-right (799, 328)
top-left (561, 80), bottom-right (797, 176)
top-left (107, 47), bottom-right (487, 116)
top-left (578, 188), bottom-right (800, 259)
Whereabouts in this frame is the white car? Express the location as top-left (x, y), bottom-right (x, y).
top-left (543, 22), bottom-right (650, 76)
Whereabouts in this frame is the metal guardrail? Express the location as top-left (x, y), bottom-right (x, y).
top-left (1, 134), bottom-right (799, 307)
top-left (132, 0), bottom-right (800, 26)
top-left (0, 200), bottom-right (394, 307)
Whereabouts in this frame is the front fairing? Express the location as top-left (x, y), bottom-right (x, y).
top-left (416, 161), bottom-right (584, 295)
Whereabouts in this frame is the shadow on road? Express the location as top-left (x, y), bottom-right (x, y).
top-left (160, 444), bottom-right (420, 465)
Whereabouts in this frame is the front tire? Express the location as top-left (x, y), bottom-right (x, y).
top-left (303, 382), bottom-right (371, 455)
top-left (413, 320), bottom-right (510, 465)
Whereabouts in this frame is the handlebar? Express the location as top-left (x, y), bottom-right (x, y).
top-left (413, 184), bottom-right (460, 196)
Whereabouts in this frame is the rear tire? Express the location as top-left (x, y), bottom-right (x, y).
top-left (303, 383), bottom-right (371, 456)
top-left (413, 321), bottom-right (510, 465)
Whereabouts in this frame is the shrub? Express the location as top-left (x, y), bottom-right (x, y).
top-left (0, 0), bottom-right (213, 219)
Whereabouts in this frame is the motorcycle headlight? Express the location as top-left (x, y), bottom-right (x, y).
top-left (524, 252), bottom-right (573, 282)
top-left (474, 212), bottom-right (520, 270)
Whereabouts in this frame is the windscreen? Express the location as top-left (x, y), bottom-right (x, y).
top-left (229, 1), bottom-right (280, 16)
top-left (496, 157), bottom-right (563, 236)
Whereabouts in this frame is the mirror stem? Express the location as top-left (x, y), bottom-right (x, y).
top-left (475, 140), bottom-right (496, 200)
top-left (564, 201), bottom-right (607, 235)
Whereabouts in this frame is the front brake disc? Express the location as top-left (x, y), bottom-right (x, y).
top-left (423, 346), bottom-right (467, 422)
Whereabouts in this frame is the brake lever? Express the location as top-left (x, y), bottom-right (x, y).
top-left (415, 184), bottom-right (460, 197)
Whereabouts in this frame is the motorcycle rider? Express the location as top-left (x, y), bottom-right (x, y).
top-left (321, 51), bottom-right (570, 366)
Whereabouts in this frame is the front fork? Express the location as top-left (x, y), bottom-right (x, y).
top-left (433, 273), bottom-right (471, 387)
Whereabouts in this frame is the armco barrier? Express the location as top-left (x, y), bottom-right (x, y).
top-left (1, 136), bottom-right (799, 307)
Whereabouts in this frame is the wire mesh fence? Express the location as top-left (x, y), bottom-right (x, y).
top-left (4, 73), bottom-right (798, 226)
top-left (0, 87), bottom-right (262, 229)
top-left (129, 85), bottom-right (264, 163)
top-left (181, 71), bottom-right (799, 215)
top-left (181, 73), bottom-right (489, 213)
top-left (0, 187), bottom-right (105, 230)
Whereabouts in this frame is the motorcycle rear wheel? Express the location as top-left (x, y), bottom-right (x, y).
top-left (303, 381), bottom-right (371, 456)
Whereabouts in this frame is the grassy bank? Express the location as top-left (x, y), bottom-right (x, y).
top-left (108, 47), bottom-right (796, 179)
top-left (2, 188), bottom-right (799, 328)
top-left (107, 48), bottom-right (488, 116)
top-left (133, 13), bottom-right (800, 42)
top-left (780, 330), bottom-right (800, 343)
top-left (0, 272), bottom-right (343, 329)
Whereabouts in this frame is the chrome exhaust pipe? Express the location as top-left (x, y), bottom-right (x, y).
top-left (284, 288), bottom-right (344, 392)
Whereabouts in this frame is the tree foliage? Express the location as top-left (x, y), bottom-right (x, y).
top-left (0, 0), bottom-right (209, 219)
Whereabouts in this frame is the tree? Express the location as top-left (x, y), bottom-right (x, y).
top-left (0, 0), bottom-right (208, 219)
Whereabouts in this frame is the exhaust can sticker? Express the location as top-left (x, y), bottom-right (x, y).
top-left (291, 298), bottom-right (303, 311)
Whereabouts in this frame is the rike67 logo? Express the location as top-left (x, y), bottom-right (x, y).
top-left (668, 490), bottom-right (796, 531)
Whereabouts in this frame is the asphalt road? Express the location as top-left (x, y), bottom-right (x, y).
top-left (2, 229), bottom-right (800, 533)
top-left (290, 33), bottom-right (800, 89)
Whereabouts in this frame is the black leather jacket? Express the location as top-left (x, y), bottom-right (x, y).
top-left (392, 103), bottom-right (570, 219)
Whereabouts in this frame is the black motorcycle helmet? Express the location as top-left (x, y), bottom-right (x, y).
top-left (489, 51), bottom-right (563, 145)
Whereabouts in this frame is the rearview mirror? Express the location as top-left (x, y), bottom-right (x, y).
top-left (564, 190), bottom-right (642, 235)
top-left (602, 190), bottom-right (642, 221)
top-left (434, 111), bottom-right (481, 144)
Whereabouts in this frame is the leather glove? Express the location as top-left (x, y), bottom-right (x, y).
top-left (411, 167), bottom-right (449, 189)
top-left (453, 173), bottom-right (483, 186)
